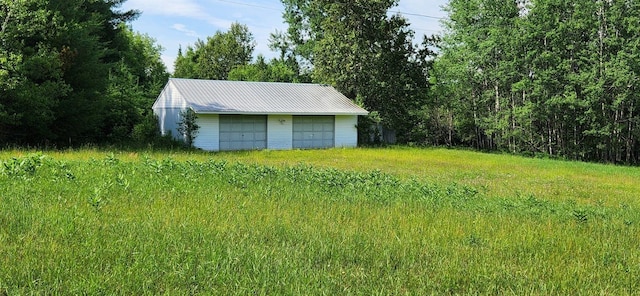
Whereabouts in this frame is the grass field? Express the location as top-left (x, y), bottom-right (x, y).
top-left (1, 147), bottom-right (639, 294)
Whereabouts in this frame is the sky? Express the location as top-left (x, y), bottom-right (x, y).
top-left (119, 0), bottom-right (449, 73)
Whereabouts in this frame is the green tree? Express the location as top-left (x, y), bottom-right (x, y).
top-left (228, 55), bottom-right (309, 83)
top-left (174, 22), bottom-right (255, 80)
top-left (50, 0), bottom-right (138, 144)
top-left (0, 0), bottom-right (139, 146)
top-left (173, 46), bottom-right (198, 79)
top-left (438, 0), bottom-right (527, 151)
top-left (0, 0), bottom-right (67, 143)
top-left (177, 108), bottom-right (199, 147)
top-left (278, 0), bottom-right (432, 142)
top-left (103, 25), bottom-right (169, 143)
top-left (435, 0), bottom-right (640, 163)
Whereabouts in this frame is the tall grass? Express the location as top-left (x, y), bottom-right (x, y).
top-left (212, 147), bottom-right (640, 205)
top-left (1, 150), bottom-right (639, 294)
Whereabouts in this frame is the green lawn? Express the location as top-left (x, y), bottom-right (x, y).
top-left (1, 148), bottom-right (639, 294)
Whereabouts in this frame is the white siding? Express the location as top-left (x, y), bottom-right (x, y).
top-left (193, 114), bottom-right (220, 151)
top-left (152, 81), bottom-right (188, 139)
top-left (153, 107), bottom-right (184, 140)
top-left (335, 115), bottom-right (359, 148)
top-left (152, 81), bottom-right (188, 108)
top-left (267, 115), bottom-right (292, 150)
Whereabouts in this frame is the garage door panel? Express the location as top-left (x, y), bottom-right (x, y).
top-left (230, 133), bottom-right (242, 141)
top-left (303, 132), bottom-right (314, 139)
top-left (255, 132), bottom-right (267, 141)
top-left (219, 115), bottom-right (267, 151)
top-left (293, 116), bottom-right (335, 149)
top-left (231, 123), bottom-right (243, 132)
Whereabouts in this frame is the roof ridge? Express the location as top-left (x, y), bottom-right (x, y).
top-left (168, 78), bottom-right (321, 86)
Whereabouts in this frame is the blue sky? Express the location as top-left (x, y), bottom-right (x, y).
top-left (119, 0), bottom-right (449, 73)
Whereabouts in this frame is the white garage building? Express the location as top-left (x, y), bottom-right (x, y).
top-left (153, 78), bottom-right (368, 151)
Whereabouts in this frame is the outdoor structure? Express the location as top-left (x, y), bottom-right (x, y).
top-left (152, 78), bottom-right (369, 151)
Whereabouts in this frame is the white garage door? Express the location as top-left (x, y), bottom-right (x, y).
top-left (219, 115), bottom-right (267, 151)
top-left (293, 116), bottom-right (335, 149)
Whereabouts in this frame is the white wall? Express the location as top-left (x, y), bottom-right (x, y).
top-left (152, 81), bottom-right (187, 140)
top-left (335, 115), bottom-right (359, 148)
top-left (267, 115), bottom-right (293, 150)
top-left (193, 114), bottom-right (220, 151)
top-left (153, 107), bottom-right (184, 140)
top-left (152, 81), bottom-right (187, 108)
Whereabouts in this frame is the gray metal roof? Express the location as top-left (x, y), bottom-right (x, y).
top-left (157, 78), bottom-right (368, 115)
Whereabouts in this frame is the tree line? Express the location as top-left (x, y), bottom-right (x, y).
top-left (0, 0), bottom-right (168, 147)
top-left (431, 0), bottom-right (640, 164)
top-left (3, 0), bottom-right (639, 164)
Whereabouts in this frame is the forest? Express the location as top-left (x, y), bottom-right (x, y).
top-left (2, 0), bottom-right (640, 164)
top-left (434, 0), bottom-right (640, 164)
top-left (0, 0), bottom-right (168, 146)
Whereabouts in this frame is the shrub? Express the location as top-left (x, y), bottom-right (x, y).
top-left (177, 108), bottom-right (199, 147)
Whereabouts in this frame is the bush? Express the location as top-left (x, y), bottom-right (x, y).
top-left (130, 113), bottom-right (182, 149)
top-left (177, 109), bottom-right (199, 147)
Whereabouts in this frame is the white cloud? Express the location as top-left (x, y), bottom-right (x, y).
top-left (172, 24), bottom-right (199, 37)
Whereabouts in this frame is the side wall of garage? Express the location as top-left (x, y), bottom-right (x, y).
top-left (193, 114), bottom-right (220, 151)
top-left (152, 81), bottom-right (188, 141)
top-left (153, 107), bottom-right (184, 141)
top-left (335, 115), bottom-right (358, 148)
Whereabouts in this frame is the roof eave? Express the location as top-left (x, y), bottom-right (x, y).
top-left (195, 111), bottom-right (369, 116)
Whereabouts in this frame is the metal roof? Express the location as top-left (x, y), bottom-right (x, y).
top-left (158, 78), bottom-right (369, 115)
